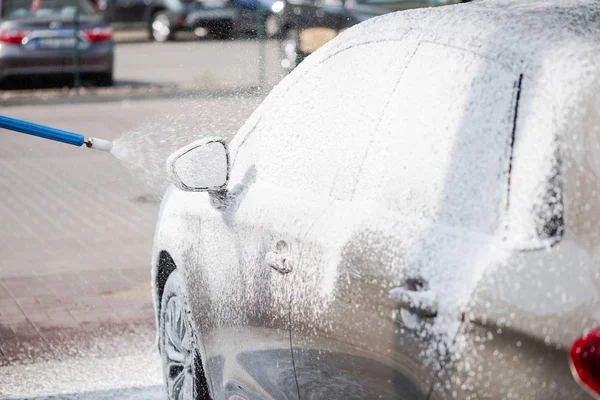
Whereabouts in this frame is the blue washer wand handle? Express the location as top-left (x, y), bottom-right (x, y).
top-left (0, 115), bottom-right (112, 152)
top-left (0, 115), bottom-right (85, 146)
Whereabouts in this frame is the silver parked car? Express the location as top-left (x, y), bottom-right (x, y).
top-left (151, 0), bottom-right (600, 399)
top-left (0, 0), bottom-right (113, 86)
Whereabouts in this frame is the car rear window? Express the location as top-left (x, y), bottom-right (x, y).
top-left (2, 0), bottom-right (95, 20)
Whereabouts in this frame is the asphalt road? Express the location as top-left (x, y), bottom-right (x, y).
top-left (0, 94), bottom-right (265, 399)
top-left (114, 37), bottom-right (286, 90)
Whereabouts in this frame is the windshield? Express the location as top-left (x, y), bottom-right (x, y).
top-left (2, 0), bottom-right (95, 19)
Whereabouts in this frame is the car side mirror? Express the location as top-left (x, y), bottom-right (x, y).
top-left (167, 137), bottom-right (230, 192)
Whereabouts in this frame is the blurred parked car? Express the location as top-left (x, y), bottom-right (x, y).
top-left (0, 0), bottom-right (113, 85)
top-left (276, 0), bottom-right (469, 69)
top-left (104, 0), bottom-right (280, 41)
top-left (88, 0), bottom-right (105, 11)
top-left (151, 1), bottom-right (600, 399)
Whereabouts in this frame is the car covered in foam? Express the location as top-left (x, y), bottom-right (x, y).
top-left (151, 1), bottom-right (600, 399)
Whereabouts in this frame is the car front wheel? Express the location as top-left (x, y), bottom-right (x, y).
top-left (159, 269), bottom-right (210, 399)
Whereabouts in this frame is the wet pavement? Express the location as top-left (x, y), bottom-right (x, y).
top-left (0, 332), bottom-right (163, 399)
top-left (0, 270), bottom-right (154, 364)
top-left (0, 95), bottom-right (263, 398)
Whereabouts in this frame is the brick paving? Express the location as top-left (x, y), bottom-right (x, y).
top-left (0, 49), bottom-right (268, 398)
top-left (0, 102), bottom-right (163, 368)
top-left (0, 268), bottom-right (155, 366)
top-left (0, 98), bottom-right (259, 374)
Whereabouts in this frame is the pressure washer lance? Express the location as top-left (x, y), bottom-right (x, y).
top-left (0, 115), bottom-right (112, 152)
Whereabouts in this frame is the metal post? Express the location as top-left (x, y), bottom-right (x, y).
top-left (257, 6), bottom-right (266, 89)
top-left (73, 9), bottom-right (80, 89)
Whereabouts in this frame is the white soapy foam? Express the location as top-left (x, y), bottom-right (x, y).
top-left (109, 95), bottom-right (263, 200)
top-left (150, 0), bottom-right (600, 397)
top-left (0, 353), bottom-right (162, 399)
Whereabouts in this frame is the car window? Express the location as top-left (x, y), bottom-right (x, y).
top-left (353, 42), bottom-right (519, 235)
top-left (505, 83), bottom-right (564, 247)
top-left (2, 0), bottom-right (95, 19)
top-left (231, 40), bottom-right (416, 200)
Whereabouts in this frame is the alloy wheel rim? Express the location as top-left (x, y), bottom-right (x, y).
top-left (164, 295), bottom-right (196, 400)
top-left (152, 14), bottom-right (171, 41)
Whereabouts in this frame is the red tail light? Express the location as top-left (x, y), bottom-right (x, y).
top-left (0, 29), bottom-right (30, 45)
top-left (84, 27), bottom-right (112, 43)
top-left (570, 329), bottom-right (600, 398)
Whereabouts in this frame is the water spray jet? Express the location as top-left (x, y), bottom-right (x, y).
top-left (0, 115), bottom-right (112, 152)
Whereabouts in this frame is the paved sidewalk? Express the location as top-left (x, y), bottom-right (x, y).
top-left (0, 268), bottom-right (154, 366)
top-left (0, 96), bottom-right (260, 372)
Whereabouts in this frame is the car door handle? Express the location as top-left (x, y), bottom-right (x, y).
top-left (265, 251), bottom-right (293, 274)
top-left (390, 287), bottom-right (438, 318)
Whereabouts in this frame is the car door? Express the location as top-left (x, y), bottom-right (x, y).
top-left (190, 38), bottom-right (414, 400)
top-left (193, 171), bottom-right (322, 400)
top-left (429, 77), bottom-right (595, 399)
top-left (290, 41), bottom-right (524, 398)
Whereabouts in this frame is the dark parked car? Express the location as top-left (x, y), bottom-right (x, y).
top-left (103, 0), bottom-right (280, 41)
top-left (151, 1), bottom-right (600, 399)
top-left (0, 0), bottom-right (114, 85)
top-left (276, 0), bottom-right (469, 69)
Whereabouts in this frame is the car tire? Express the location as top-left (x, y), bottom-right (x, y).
top-left (94, 72), bottom-right (113, 87)
top-left (280, 28), bottom-right (303, 71)
top-left (151, 11), bottom-right (174, 42)
top-left (213, 21), bottom-right (232, 40)
top-left (159, 269), bottom-right (210, 400)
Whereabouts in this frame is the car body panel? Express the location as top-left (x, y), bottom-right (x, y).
top-left (153, 184), bottom-right (330, 400)
top-left (286, 33), bottom-right (526, 398)
top-left (191, 182), bottom-right (327, 400)
top-left (434, 77), bottom-right (600, 399)
top-left (153, 1), bottom-right (600, 399)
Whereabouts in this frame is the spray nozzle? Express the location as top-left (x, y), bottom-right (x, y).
top-left (0, 115), bottom-right (114, 153)
top-left (85, 137), bottom-right (113, 152)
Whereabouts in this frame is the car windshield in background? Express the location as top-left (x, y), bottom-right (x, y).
top-left (2, 0), bottom-right (95, 20)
